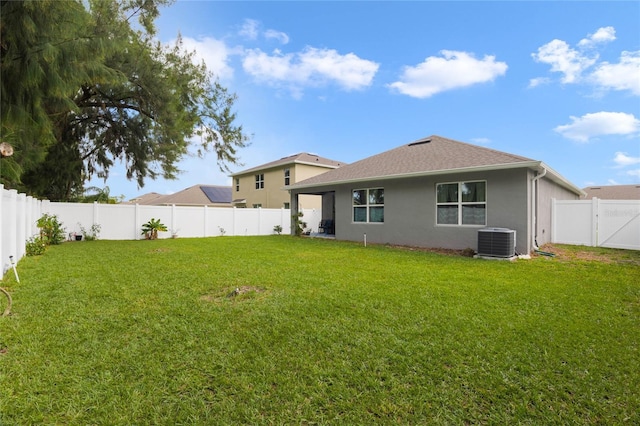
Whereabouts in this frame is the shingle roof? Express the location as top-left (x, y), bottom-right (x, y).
top-left (125, 185), bottom-right (232, 206)
top-left (582, 184), bottom-right (640, 200)
top-left (229, 152), bottom-right (345, 176)
top-left (122, 192), bottom-right (164, 205)
top-left (290, 135), bottom-right (537, 188)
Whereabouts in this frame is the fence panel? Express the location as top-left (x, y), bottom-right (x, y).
top-left (40, 201), bottom-right (318, 240)
top-left (552, 198), bottom-right (640, 250)
top-left (96, 204), bottom-right (137, 240)
top-left (598, 200), bottom-right (640, 250)
top-left (1, 185), bottom-right (42, 273)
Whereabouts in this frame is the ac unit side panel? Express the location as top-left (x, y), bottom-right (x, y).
top-left (477, 229), bottom-right (516, 257)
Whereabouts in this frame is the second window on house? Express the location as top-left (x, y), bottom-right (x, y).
top-left (255, 174), bottom-right (264, 190)
top-left (436, 181), bottom-right (486, 225)
top-left (353, 188), bottom-right (384, 223)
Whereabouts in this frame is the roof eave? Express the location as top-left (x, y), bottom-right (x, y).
top-left (290, 161), bottom-right (542, 190)
top-left (229, 159), bottom-right (340, 177)
top-left (538, 162), bottom-right (585, 196)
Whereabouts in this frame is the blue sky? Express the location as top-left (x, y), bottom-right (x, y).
top-left (96, 1), bottom-right (640, 200)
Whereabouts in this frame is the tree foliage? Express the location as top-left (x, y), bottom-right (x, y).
top-left (0, 0), bottom-right (249, 200)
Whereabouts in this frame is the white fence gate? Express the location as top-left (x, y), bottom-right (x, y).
top-left (552, 198), bottom-right (640, 250)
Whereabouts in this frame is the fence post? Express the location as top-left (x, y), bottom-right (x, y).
top-left (591, 197), bottom-right (599, 247)
top-left (93, 201), bottom-right (99, 228)
top-left (203, 205), bottom-right (208, 237)
top-left (7, 189), bottom-right (18, 269)
top-left (0, 185), bottom-right (4, 274)
top-left (16, 193), bottom-right (26, 260)
top-left (134, 204), bottom-right (140, 240)
top-left (232, 206), bottom-right (236, 236)
top-left (171, 204), bottom-right (176, 237)
top-left (550, 198), bottom-right (556, 243)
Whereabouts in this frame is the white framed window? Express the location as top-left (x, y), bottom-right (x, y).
top-left (436, 181), bottom-right (486, 226)
top-left (235, 178), bottom-right (240, 192)
top-left (284, 168), bottom-right (290, 186)
top-left (353, 188), bottom-right (384, 223)
top-left (255, 174), bottom-right (264, 190)
top-left (283, 202), bottom-right (290, 209)
top-left (252, 203), bottom-right (262, 208)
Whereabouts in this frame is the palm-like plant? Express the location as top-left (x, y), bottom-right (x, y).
top-left (141, 218), bottom-right (167, 240)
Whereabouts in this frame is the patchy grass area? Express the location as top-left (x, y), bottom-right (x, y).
top-left (1, 237), bottom-right (639, 424)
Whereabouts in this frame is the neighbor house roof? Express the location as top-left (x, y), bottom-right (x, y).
top-left (124, 185), bottom-right (232, 206)
top-left (290, 135), bottom-right (583, 195)
top-left (582, 184), bottom-right (640, 200)
top-left (229, 153), bottom-right (345, 176)
top-left (123, 192), bottom-right (164, 205)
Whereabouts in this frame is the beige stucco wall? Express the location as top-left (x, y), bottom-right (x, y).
top-left (233, 163), bottom-right (332, 209)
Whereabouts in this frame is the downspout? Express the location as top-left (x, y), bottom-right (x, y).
top-left (531, 166), bottom-right (547, 251)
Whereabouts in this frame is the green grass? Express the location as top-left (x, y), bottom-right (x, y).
top-left (1, 236), bottom-right (639, 425)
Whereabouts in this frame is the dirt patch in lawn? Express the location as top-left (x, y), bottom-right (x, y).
top-left (201, 286), bottom-right (267, 303)
top-left (535, 243), bottom-right (640, 265)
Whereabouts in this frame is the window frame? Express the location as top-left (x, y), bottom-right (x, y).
top-left (352, 187), bottom-right (384, 223)
top-left (284, 168), bottom-right (290, 186)
top-left (235, 177), bottom-right (240, 192)
top-left (436, 180), bottom-right (487, 226)
top-left (255, 173), bottom-right (264, 190)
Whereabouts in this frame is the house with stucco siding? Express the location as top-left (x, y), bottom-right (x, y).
top-left (288, 135), bottom-right (584, 255)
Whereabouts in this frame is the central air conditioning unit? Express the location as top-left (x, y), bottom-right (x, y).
top-left (477, 228), bottom-right (516, 258)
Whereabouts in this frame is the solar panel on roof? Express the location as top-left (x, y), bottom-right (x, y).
top-left (200, 186), bottom-right (232, 203)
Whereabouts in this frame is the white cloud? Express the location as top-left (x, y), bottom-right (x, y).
top-left (172, 36), bottom-right (234, 80)
top-left (528, 77), bottom-right (550, 88)
top-left (242, 46), bottom-right (379, 94)
top-left (578, 26), bottom-right (616, 48)
top-left (388, 50), bottom-right (507, 98)
top-left (532, 39), bottom-right (596, 84)
top-left (627, 169), bottom-right (640, 177)
top-left (613, 152), bottom-right (640, 168)
top-left (239, 19), bottom-right (259, 40)
top-left (590, 51), bottom-right (640, 96)
top-left (531, 27), bottom-right (638, 96)
top-left (554, 111), bottom-right (640, 142)
top-left (264, 29), bottom-right (289, 45)
top-left (239, 19), bottom-right (289, 45)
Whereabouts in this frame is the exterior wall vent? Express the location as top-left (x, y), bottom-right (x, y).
top-left (477, 228), bottom-right (516, 258)
top-left (408, 139), bottom-right (431, 146)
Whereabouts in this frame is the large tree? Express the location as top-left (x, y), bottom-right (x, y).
top-left (1, 0), bottom-right (249, 200)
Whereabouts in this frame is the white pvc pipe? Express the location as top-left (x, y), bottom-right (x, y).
top-left (364, 233), bottom-right (367, 247)
top-left (9, 256), bottom-right (19, 283)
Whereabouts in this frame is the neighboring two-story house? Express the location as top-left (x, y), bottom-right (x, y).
top-left (229, 153), bottom-right (345, 209)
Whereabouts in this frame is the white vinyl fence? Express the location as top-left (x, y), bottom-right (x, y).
top-left (5, 187), bottom-right (638, 275)
top-left (552, 198), bottom-right (640, 250)
top-left (42, 201), bottom-right (319, 241)
top-left (1, 185), bottom-right (43, 274)
top-left (1, 184), bottom-right (320, 274)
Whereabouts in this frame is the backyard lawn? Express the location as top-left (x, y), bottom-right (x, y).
top-left (1, 236), bottom-right (639, 424)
